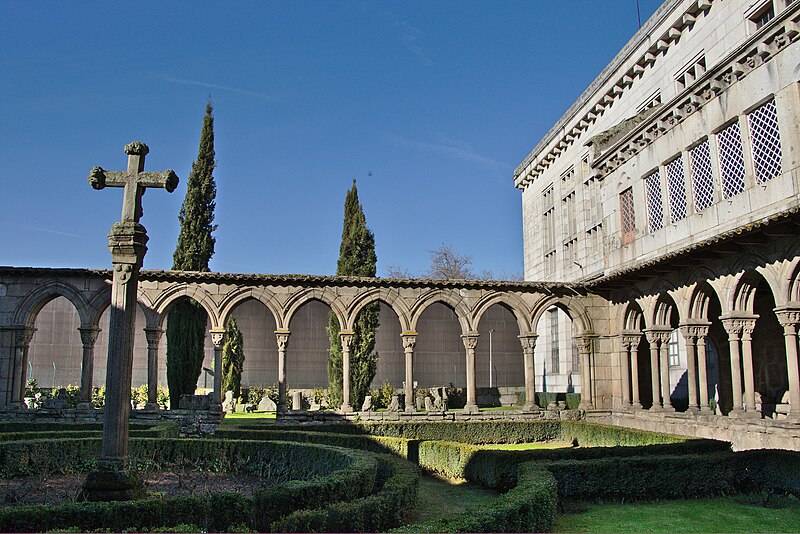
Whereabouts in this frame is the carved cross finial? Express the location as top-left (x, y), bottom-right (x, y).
top-left (89, 142), bottom-right (178, 223)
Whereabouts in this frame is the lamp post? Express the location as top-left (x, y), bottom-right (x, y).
top-left (489, 329), bottom-right (495, 388)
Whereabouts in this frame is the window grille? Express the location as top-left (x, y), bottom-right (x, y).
top-left (748, 99), bottom-right (782, 184)
top-left (668, 330), bottom-right (680, 367)
top-left (665, 156), bottom-right (688, 222)
top-left (549, 308), bottom-right (560, 374)
top-left (645, 170), bottom-right (664, 232)
top-left (571, 339), bottom-right (580, 373)
top-left (620, 188), bottom-right (636, 245)
top-left (690, 140), bottom-right (715, 211)
top-left (717, 121), bottom-right (747, 198)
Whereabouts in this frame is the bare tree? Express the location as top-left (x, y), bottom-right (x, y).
top-left (426, 244), bottom-right (475, 279)
top-left (385, 264), bottom-right (413, 278)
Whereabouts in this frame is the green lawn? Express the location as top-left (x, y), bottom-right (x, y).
top-left (556, 494), bottom-right (800, 533)
top-left (221, 412), bottom-right (276, 423)
top-left (405, 474), bottom-right (500, 526)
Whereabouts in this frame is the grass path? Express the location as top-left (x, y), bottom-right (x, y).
top-left (405, 474), bottom-right (500, 526)
top-left (556, 494), bottom-right (800, 533)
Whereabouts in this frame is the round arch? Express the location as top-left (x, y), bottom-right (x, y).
top-left (85, 286), bottom-right (159, 329)
top-left (409, 290), bottom-right (472, 333)
top-left (651, 293), bottom-right (679, 328)
top-left (621, 300), bottom-right (645, 331)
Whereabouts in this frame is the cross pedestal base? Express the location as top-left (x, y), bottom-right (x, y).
top-left (79, 465), bottom-right (147, 502)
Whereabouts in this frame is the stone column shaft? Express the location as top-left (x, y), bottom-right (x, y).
top-left (658, 334), bottom-right (674, 412)
top-left (646, 331), bottom-right (662, 411)
top-left (679, 327), bottom-right (699, 412)
top-left (340, 332), bottom-right (354, 412)
top-left (143, 327), bottom-right (162, 408)
top-left (619, 338), bottom-right (631, 407)
top-left (462, 334), bottom-right (479, 414)
top-left (210, 329), bottom-right (225, 406)
top-left (576, 336), bottom-right (595, 409)
top-left (79, 326), bottom-right (101, 404)
top-left (775, 308), bottom-right (800, 421)
top-left (697, 335), bottom-right (711, 412)
top-left (722, 318), bottom-right (744, 415)
top-left (630, 340), bottom-right (642, 409)
top-left (519, 334), bottom-right (538, 412)
top-left (12, 328), bottom-right (35, 406)
top-left (276, 330), bottom-right (290, 412)
top-left (401, 332), bottom-right (417, 412)
top-left (741, 323), bottom-right (758, 415)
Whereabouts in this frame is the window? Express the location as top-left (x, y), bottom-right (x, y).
top-left (747, 99), bottom-right (782, 183)
top-left (675, 54), bottom-right (706, 91)
top-left (586, 225), bottom-right (603, 255)
top-left (620, 188), bottom-right (636, 245)
top-left (668, 330), bottom-right (681, 367)
top-left (544, 251), bottom-right (556, 276)
top-left (644, 169), bottom-right (664, 232)
top-left (750, 3), bottom-right (775, 30)
top-left (563, 191), bottom-right (577, 238)
top-left (549, 308), bottom-right (560, 374)
top-left (637, 91), bottom-right (662, 113)
top-left (542, 185), bottom-right (556, 253)
top-left (717, 121), bottom-right (747, 198)
top-left (561, 166), bottom-right (575, 183)
top-left (665, 156), bottom-right (688, 222)
top-left (563, 238), bottom-right (578, 267)
top-left (571, 338), bottom-right (580, 373)
top-left (689, 140), bottom-right (716, 211)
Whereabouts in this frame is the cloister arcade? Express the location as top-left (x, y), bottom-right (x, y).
top-left (0, 268), bottom-right (598, 414)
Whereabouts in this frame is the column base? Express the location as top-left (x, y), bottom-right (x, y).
top-left (142, 402), bottom-right (160, 412)
top-left (699, 405), bottom-right (713, 414)
top-left (728, 408), bottom-right (746, 418)
top-left (630, 402), bottom-right (643, 411)
top-left (76, 402), bottom-right (96, 412)
top-left (340, 405), bottom-right (353, 414)
top-left (404, 405), bottom-right (415, 413)
top-left (662, 405), bottom-right (676, 413)
top-left (648, 405), bottom-right (664, 413)
top-left (522, 403), bottom-right (539, 413)
top-left (686, 406), bottom-right (700, 414)
top-left (579, 402), bottom-right (593, 411)
top-left (740, 410), bottom-right (762, 419)
top-left (463, 404), bottom-right (479, 414)
top-left (78, 466), bottom-right (147, 502)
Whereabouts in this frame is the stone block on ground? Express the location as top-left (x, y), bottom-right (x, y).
top-left (388, 395), bottom-right (400, 412)
top-left (361, 395), bottom-right (373, 412)
top-left (221, 391), bottom-right (235, 413)
top-left (257, 395), bottom-right (277, 412)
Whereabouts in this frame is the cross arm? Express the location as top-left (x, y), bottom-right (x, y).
top-left (88, 167), bottom-right (178, 192)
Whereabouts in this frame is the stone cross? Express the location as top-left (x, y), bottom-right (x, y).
top-left (81, 142), bottom-right (178, 501)
top-left (89, 142), bottom-right (178, 223)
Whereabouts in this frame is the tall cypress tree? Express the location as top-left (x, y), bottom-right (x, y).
top-left (166, 101), bottom-right (219, 408)
top-left (327, 180), bottom-right (379, 408)
top-left (221, 316), bottom-right (245, 399)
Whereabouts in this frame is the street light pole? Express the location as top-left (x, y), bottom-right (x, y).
top-left (489, 329), bottom-right (495, 388)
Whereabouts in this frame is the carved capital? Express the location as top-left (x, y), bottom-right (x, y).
top-left (461, 333), bottom-right (479, 351)
top-left (721, 315), bottom-right (758, 338)
top-left (79, 326), bottom-right (101, 348)
top-left (679, 322), bottom-right (711, 340)
top-left (210, 329), bottom-right (225, 349)
top-left (143, 327), bottom-right (163, 349)
top-left (644, 327), bottom-right (671, 346)
top-left (14, 327), bottom-right (36, 348)
top-left (775, 307), bottom-right (800, 335)
top-left (340, 331), bottom-right (355, 351)
top-left (401, 331), bottom-right (417, 351)
top-left (518, 333), bottom-right (538, 353)
top-left (574, 335), bottom-right (596, 355)
top-left (620, 331), bottom-right (641, 350)
top-left (275, 330), bottom-right (290, 351)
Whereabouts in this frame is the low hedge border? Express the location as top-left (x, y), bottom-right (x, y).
top-left (0, 422), bottom-right (170, 433)
top-left (217, 428), bottom-right (411, 459)
top-left (0, 439), bottom-right (379, 532)
top-left (272, 453), bottom-right (421, 533)
top-left (400, 462), bottom-right (557, 533)
top-left (0, 427), bottom-right (179, 443)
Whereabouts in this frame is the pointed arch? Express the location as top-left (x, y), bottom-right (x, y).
top-left (345, 287), bottom-right (411, 332)
top-left (530, 295), bottom-right (593, 335)
top-left (409, 289), bottom-right (471, 333)
top-left (471, 291), bottom-right (532, 334)
top-left (621, 300), bottom-right (645, 331)
top-left (150, 283), bottom-right (220, 329)
top-left (652, 293), bottom-right (679, 327)
top-left (217, 287), bottom-right (283, 330)
top-left (283, 288), bottom-right (347, 330)
top-left (13, 280), bottom-right (91, 328)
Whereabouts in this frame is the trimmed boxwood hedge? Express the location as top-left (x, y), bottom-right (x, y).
top-left (401, 463), bottom-right (557, 533)
top-left (271, 453), bottom-right (420, 533)
top-left (0, 439), bottom-right (380, 532)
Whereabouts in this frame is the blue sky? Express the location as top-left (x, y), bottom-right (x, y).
top-left (0, 1), bottom-right (661, 277)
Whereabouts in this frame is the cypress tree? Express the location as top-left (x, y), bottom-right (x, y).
top-left (166, 101), bottom-right (222, 408)
top-left (327, 180), bottom-right (379, 408)
top-left (221, 316), bottom-right (245, 399)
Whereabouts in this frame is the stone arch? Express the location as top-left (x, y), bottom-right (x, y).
top-left (688, 281), bottom-right (719, 321)
top-left (789, 257), bottom-right (800, 303)
top-left (283, 288), bottom-right (347, 330)
top-left (13, 280), bottom-right (91, 328)
top-left (471, 292), bottom-right (532, 334)
top-left (217, 287), bottom-right (283, 330)
top-left (622, 300), bottom-right (645, 331)
top-left (86, 286), bottom-right (158, 329)
top-left (150, 283), bottom-right (220, 330)
top-left (345, 288), bottom-right (412, 332)
top-left (530, 295), bottom-right (593, 336)
top-left (409, 290), bottom-right (472, 333)
top-left (652, 293), bottom-right (679, 328)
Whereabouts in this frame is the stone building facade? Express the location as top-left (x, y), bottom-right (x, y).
top-left (514, 0), bottom-right (800, 444)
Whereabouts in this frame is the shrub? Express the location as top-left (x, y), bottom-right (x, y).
top-left (565, 392), bottom-right (581, 410)
top-left (537, 392), bottom-right (557, 408)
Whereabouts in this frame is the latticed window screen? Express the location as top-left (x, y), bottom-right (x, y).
top-left (620, 188), bottom-right (635, 245)
top-left (665, 156), bottom-right (688, 222)
top-left (717, 121), bottom-right (746, 198)
top-left (644, 170), bottom-right (664, 232)
top-left (690, 140), bottom-right (715, 211)
top-left (748, 99), bottom-right (782, 184)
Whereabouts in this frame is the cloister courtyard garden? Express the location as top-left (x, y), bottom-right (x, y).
top-left (0, 413), bottom-right (797, 532)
